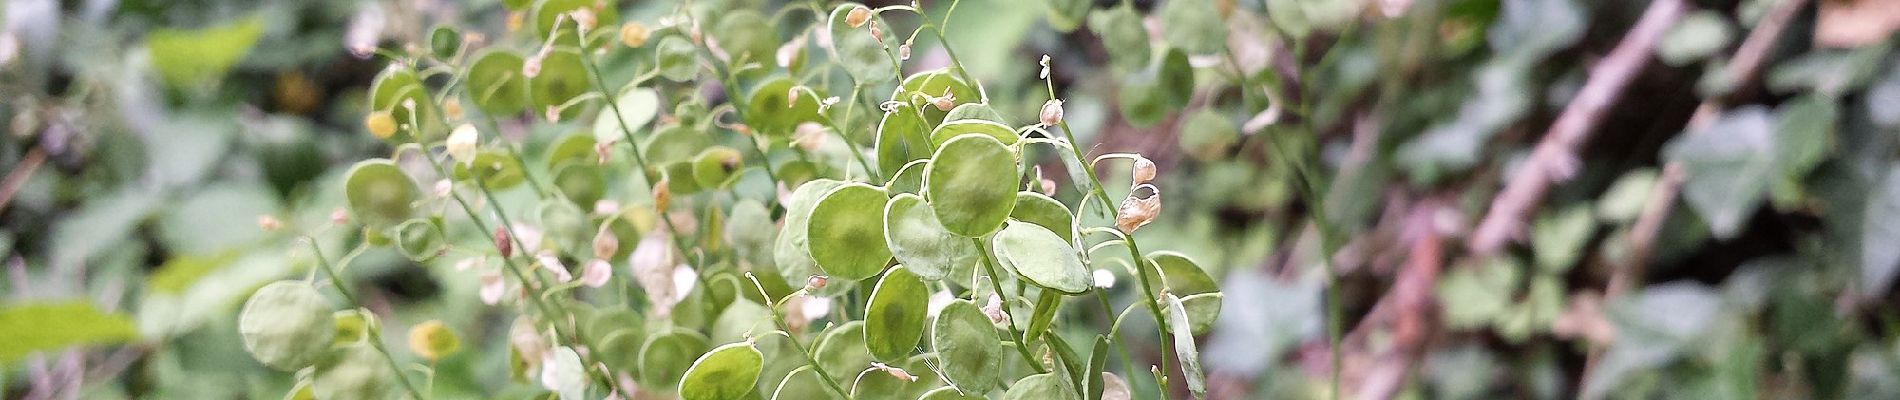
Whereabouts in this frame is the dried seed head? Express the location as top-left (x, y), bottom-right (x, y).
top-left (494, 226), bottom-right (513, 258)
top-left (1115, 184), bottom-right (1161, 233)
top-left (365, 111), bottom-right (397, 139)
top-left (869, 24), bottom-right (885, 44)
top-left (1039, 99), bottom-right (1064, 126)
top-left (593, 226), bottom-right (619, 260)
top-left (872, 363), bottom-right (919, 382)
top-left (805, 275), bottom-right (829, 291)
top-left (846, 6), bottom-right (872, 28)
top-left (931, 94), bottom-right (956, 111)
top-left (506, 11), bottom-right (525, 32)
top-left (1131, 156), bottom-right (1157, 186)
top-left (544, 106), bottom-right (562, 123)
top-left (447, 124), bottom-right (480, 164)
top-left (620, 22), bottom-right (651, 47)
top-left (653, 177), bottom-right (672, 212)
top-left (256, 215), bottom-right (282, 231)
top-left (898, 43), bottom-right (912, 60)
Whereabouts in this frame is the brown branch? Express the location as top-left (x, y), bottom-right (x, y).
top-left (1467, 0), bottom-right (1689, 255)
top-left (1344, 199), bottom-right (1449, 400)
top-left (0, 147), bottom-right (46, 214)
top-left (1612, 0), bottom-right (1808, 298)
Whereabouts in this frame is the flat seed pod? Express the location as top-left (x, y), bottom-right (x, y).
top-left (531, 0), bottom-right (618, 38)
top-left (343, 159), bottom-right (418, 228)
top-left (918, 387), bottom-right (986, 400)
top-left (925, 134), bottom-right (1019, 237)
top-left (662, 161), bottom-right (706, 195)
top-left (1143, 252), bottom-right (1222, 335)
top-left (537, 200), bottom-right (593, 256)
top-left (598, 329), bottom-right (647, 376)
top-left (691, 146), bottom-right (745, 189)
top-left (529, 50), bottom-right (591, 122)
top-left (1159, 0), bottom-right (1229, 55)
top-left (313, 344), bottom-right (394, 400)
top-left (544, 134), bottom-right (598, 168)
top-left (639, 330), bottom-right (712, 389)
top-left (876, 103), bottom-right (933, 175)
top-left (394, 219), bottom-right (445, 262)
top-left (598, 214), bottom-right (641, 261)
top-left (239, 281), bottom-right (335, 371)
top-left (863, 266), bottom-right (929, 361)
top-left (884, 159), bottom-right (928, 196)
top-left (368, 66), bottom-right (439, 142)
top-left (644, 124), bottom-right (713, 165)
top-left (1089, 5), bottom-right (1150, 72)
top-left (807, 183), bottom-right (893, 281)
top-left (943, 103), bottom-right (1008, 125)
top-left (331, 309), bottom-right (374, 345)
top-left (1002, 373), bottom-right (1077, 399)
top-left (898, 69), bottom-right (982, 126)
top-left (932, 300), bottom-right (1002, 393)
top-left (679, 342), bottom-right (765, 400)
top-left (713, 10), bottom-right (778, 64)
top-left (929, 119), bottom-right (1020, 148)
top-left (746, 77), bottom-right (824, 137)
top-left (774, 180), bottom-right (853, 295)
top-left (826, 3), bottom-right (896, 83)
top-left (1010, 192), bottom-right (1074, 243)
top-left (594, 87), bottom-right (661, 142)
top-left (450, 150), bottom-right (528, 190)
top-left (993, 221), bottom-right (1090, 294)
top-left (656, 36), bottom-right (700, 81)
top-left (465, 50), bottom-right (531, 116)
top-left (884, 194), bottom-right (979, 281)
top-left (585, 307), bottom-right (645, 344)
top-left (1178, 109), bottom-right (1240, 161)
top-left (429, 25), bottom-right (461, 61)
top-left (772, 366), bottom-right (843, 400)
top-left (552, 161), bottom-right (606, 207)
top-left (813, 321), bottom-right (873, 384)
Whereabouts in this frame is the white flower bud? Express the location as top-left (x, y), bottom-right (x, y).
top-left (1092, 269), bottom-right (1116, 289)
top-left (581, 259), bottom-right (612, 288)
top-left (447, 124), bottom-right (479, 164)
top-left (480, 271), bottom-right (506, 305)
top-left (256, 215), bottom-right (282, 231)
top-left (537, 252), bottom-right (572, 282)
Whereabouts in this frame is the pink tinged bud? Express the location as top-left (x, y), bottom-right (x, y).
top-left (494, 227), bottom-right (513, 258)
top-left (480, 271), bottom-right (506, 305)
top-left (805, 275), bottom-right (829, 291)
top-left (256, 215), bottom-right (282, 231)
top-left (1039, 99), bottom-right (1064, 126)
top-left (331, 208), bottom-right (349, 224)
top-left (581, 259), bottom-right (612, 288)
top-left (522, 57), bottom-right (543, 78)
top-left (982, 294), bottom-right (1008, 324)
top-left (593, 227), bottom-right (619, 260)
top-left (538, 253), bottom-right (572, 282)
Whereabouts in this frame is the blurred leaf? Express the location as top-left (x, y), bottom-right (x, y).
top-left (1768, 45), bottom-right (1890, 97)
top-left (158, 182), bottom-right (283, 256)
top-left (0, 302), bottom-right (140, 364)
top-left (1860, 164), bottom-right (1900, 298)
top-left (1159, 0), bottom-right (1229, 55)
top-left (1596, 169), bottom-right (1658, 223)
top-left (1664, 106), bottom-right (1777, 239)
top-left (1487, 0), bottom-right (1585, 56)
top-left (51, 187), bottom-right (160, 271)
top-left (1769, 94), bottom-right (1838, 208)
top-left (146, 15), bottom-right (264, 89)
top-left (149, 251), bottom-right (242, 294)
top-left (1656, 11), bottom-right (1732, 66)
top-left (1583, 283), bottom-right (1727, 399)
top-left (1437, 258), bottom-right (1520, 329)
top-left (1531, 205), bottom-right (1595, 272)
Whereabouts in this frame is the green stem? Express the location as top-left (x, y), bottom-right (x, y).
top-left (973, 237), bottom-right (1050, 374)
top-left (746, 277), bottom-right (854, 399)
top-left (304, 239), bottom-right (427, 400)
top-left (1117, 236), bottom-right (1174, 397)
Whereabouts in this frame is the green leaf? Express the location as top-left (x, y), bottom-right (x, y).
top-left (679, 342), bottom-right (765, 400)
top-left (932, 300), bottom-right (1003, 393)
top-left (1656, 11), bottom-right (1732, 66)
top-left (993, 221), bottom-right (1091, 294)
top-left (1041, 0), bottom-right (1091, 31)
top-left (884, 193), bottom-right (980, 281)
top-left (747, 77), bottom-right (824, 137)
top-left (1024, 289), bottom-right (1062, 343)
top-left (930, 120), bottom-right (1021, 148)
top-left (1003, 373), bottom-right (1077, 400)
top-left (712, 10), bottom-right (778, 64)
top-left (1863, 165), bottom-right (1900, 298)
top-left (775, 180), bottom-right (853, 295)
top-left (918, 386), bottom-right (986, 400)
top-left (1596, 169), bottom-right (1659, 223)
top-left (1159, 0), bottom-right (1228, 55)
top-left (1663, 106), bottom-right (1776, 239)
top-left (146, 15), bottom-right (264, 89)
top-left (926, 134), bottom-right (1020, 237)
top-left (1166, 294), bottom-right (1207, 398)
top-left (595, 87), bottom-right (661, 142)
top-left (1531, 205), bottom-right (1595, 273)
top-left (1436, 258), bottom-right (1521, 329)
top-left (0, 302), bottom-right (141, 365)
top-left (864, 266), bottom-right (929, 362)
top-left (827, 3), bottom-right (897, 84)
top-left (807, 183), bottom-right (893, 281)
top-left (1769, 94), bottom-right (1837, 208)
top-left (943, 103), bottom-right (1009, 125)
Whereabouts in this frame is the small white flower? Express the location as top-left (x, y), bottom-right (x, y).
top-left (672, 266), bottom-right (697, 298)
top-left (799, 296), bottom-right (833, 322)
top-left (539, 347), bottom-right (586, 398)
top-left (514, 225), bottom-right (544, 255)
top-left (537, 253), bottom-right (572, 282)
top-left (982, 294), bottom-right (1008, 324)
top-left (455, 257), bottom-right (485, 271)
top-left (447, 124), bottom-right (479, 164)
top-left (1092, 269), bottom-right (1117, 289)
top-left (480, 271), bottom-right (506, 305)
top-left (927, 290), bottom-right (955, 318)
top-left (593, 200), bottom-right (620, 216)
top-left (434, 179), bottom-right (453, 197)
top-left (581, 259), bottom-right (612, 288)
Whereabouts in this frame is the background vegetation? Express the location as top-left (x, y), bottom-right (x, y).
top-left (3, 0), bottom-right (1899, 398)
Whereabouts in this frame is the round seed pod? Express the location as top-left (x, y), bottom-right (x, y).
top-left (239, 281), bottom-right (336, 371)
top-left (312, 343), bottom-right (394, 400)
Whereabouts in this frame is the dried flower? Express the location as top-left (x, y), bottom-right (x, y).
top-left (899, 43), bottom-right (912, 60)
top-left (1039, 54), bottom-right (1052, 80)
top-left (620, 22), bottom-right (651, 47)
top-left (846, 6), bottom-right (872, 28)
top-left (1131, 156), bottom-right (1156, 187)
top-left (931, 94), bottom-right (956, 111)
top-left (805, 275), bottom-right (829, 291)
top-left (494, 226), bottom-right (513, 258)
top-left (872, 362), bottom-right (919, 382)
top-left (593, 226), bottom-right (619, 260)
top-left (1115, 184), bottom-right (1161, 233)
top-left (1039, 99), bottom-right (1064, 126)
top-left (330, 208), bottom-right (349, 225)
top-left (522, 56), bottom-right (543, 78)
top-left (447, 124), bottom-right (480, 165)
top-left (568, 9), bottom-right (597, 31)
top-left (442, 98), bottom-right (464, 121)
top-left (654, 177), bottom-right (672, 212)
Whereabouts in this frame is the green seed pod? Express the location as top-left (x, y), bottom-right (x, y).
top-left (344, 159), bottom-right (419, 228)
top-left (312, 343), bottom-right (394, 400)
top-left (395, 219), bottom-right (445, 262)
top-left (429, 25), bottom-right (461, 59)
top-left (239, 281), bottom-right (336, 371)
top-left (331, 308), bottom-right (377, 346)
top-left (465, 50), bottom-right (531, 116)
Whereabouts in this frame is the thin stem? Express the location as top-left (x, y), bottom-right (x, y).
top-left (972, 237), bottom-right (1050, 374)
top-left (744, 275), bottom-right (854, 399)
top-left (1117, 236), bottom-right (1174, 396)
top-left (303, 239), bottom-right (427, 400)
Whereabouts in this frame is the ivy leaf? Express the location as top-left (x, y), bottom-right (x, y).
top-left (1436, 258), bottom-right (1521, 329)
top-left (1663, 106), bottom-right (1777, 240)
top-left (0, 302), bottom-right (140, 364)
top-left (1769, 94), bottom-right (1838, 208)
top-left (1531, 205), bottom-right (1596, 273)
top-left (1582, 283), bottom-right (1726, 399)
